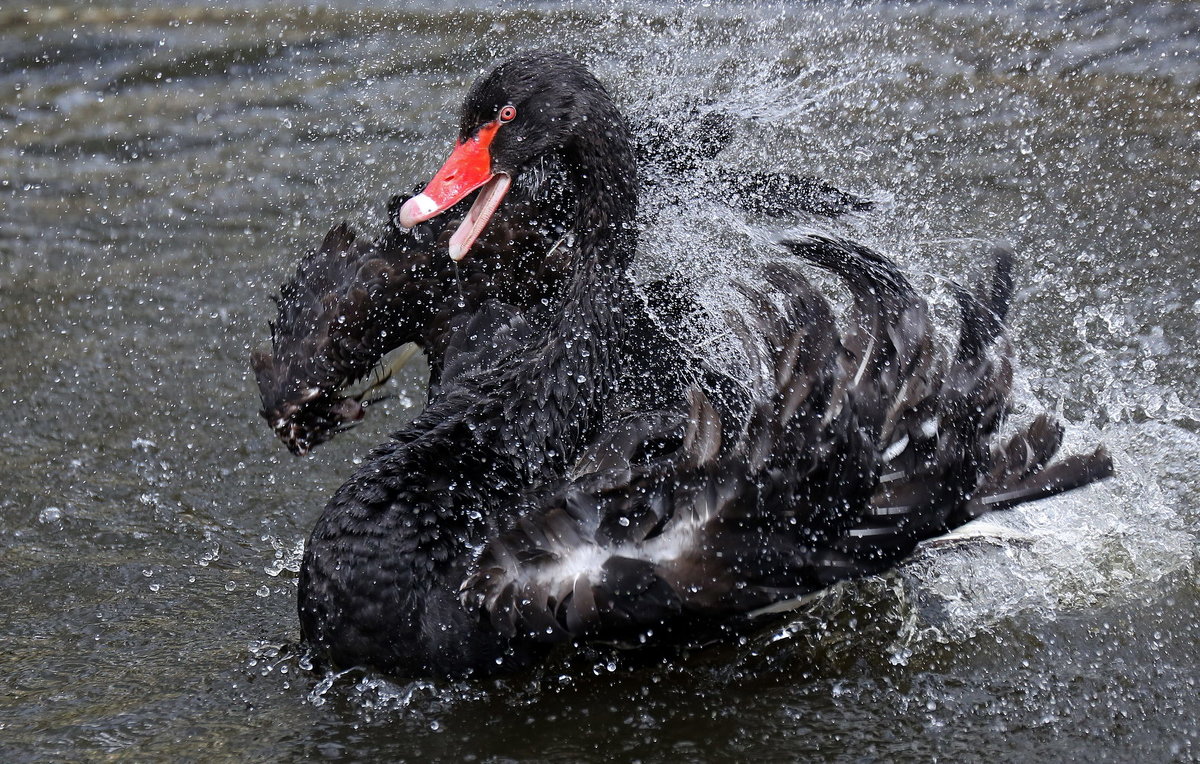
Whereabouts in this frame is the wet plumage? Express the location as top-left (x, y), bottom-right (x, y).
top-left (290, 51), bottom-right (1111, 678)
top-left (461, 239), bottom-right (1113, 644)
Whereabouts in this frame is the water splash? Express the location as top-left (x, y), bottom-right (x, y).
top-left (569, 3), bottom-right (1200, 656)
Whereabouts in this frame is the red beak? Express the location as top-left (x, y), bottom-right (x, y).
top-left (397, 120), bottom-right (513, 261)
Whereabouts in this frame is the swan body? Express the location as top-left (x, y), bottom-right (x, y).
top-left (293, 51), bottom-right (1112, 678)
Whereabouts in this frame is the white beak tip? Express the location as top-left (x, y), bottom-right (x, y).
top-left (397, 193), bottom-right (439, 229)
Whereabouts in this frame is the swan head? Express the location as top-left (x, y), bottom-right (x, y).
top-left (398, 51), bottom-right (624, 261)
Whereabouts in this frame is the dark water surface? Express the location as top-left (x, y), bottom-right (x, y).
top-left (2, 2), bottom-right (1197, 761)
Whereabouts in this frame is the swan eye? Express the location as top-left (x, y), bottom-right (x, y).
top-left (498, 105), bottom-right (517, 123)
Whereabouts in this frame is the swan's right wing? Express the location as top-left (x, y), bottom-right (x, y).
top-left (718, 170), bottom-right (874, 218)
top-left (633, 110), bottom-right (874, 218)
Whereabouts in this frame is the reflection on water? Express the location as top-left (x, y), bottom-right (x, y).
top-left (1, 2), bottom-right (1197, 761)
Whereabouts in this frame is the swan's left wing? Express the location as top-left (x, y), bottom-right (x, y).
top-left (459, 262), bottom-right (844, 643)
top-left (460, 240), bottom-right (1115, 646)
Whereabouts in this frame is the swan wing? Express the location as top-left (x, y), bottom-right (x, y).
top-left (459, 239), bottom-right (1113, 645)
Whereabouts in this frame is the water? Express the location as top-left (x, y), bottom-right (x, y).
top-left (2, 2), bottom-right (1197, 761)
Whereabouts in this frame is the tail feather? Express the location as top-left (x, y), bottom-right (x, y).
top-left (971, 446), bottom-right (1114, 512)
top-left (780, 235), bottom-right (933, 442)
top-left (956, 245), bottom-right (1014, 362)
top-left (990, 414), bottom-right (1064, 484)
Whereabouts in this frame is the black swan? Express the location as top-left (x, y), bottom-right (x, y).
top-left (295, 51), bottom-right (1112, 678)
top-left (252, 115), bottom-right (870, 456)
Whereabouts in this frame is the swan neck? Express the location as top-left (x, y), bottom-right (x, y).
top-left (566, 110), bottom-right (639, 271)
